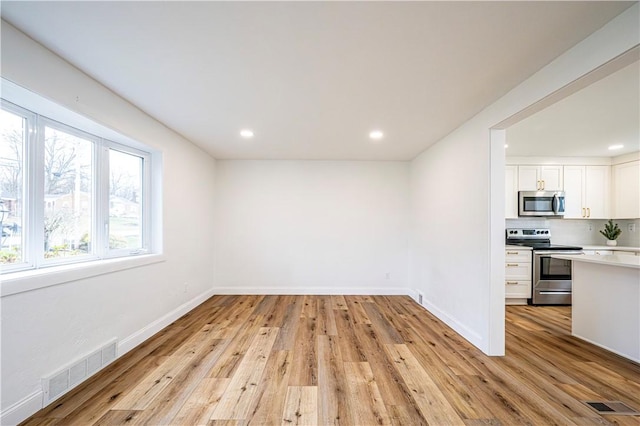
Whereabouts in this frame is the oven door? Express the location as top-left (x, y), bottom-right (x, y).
top-left (532, 251), bottom-right (582, 305)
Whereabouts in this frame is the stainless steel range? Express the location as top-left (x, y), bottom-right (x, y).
top-left (506, 228), bottom-right (583, 305)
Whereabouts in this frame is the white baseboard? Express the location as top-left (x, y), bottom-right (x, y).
top-left (213, 286), bottom-right (409, 295)
top-left (421, 298), bottom-right (485, 351)
top-left (573, 333), bottom-right (640, 364)
top-left (0, 390), bottom-right (43, 426)
top-left (0, 288), bottom-right (216, 426)
top-left (1, 287), bottom-right (487, 426)
top-left (406, 288), bottom-right (419, 302)
top-left (118, 287), bottom-right (216, 355)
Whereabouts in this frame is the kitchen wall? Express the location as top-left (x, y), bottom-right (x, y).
top-left (506, 218), bottom-right (640, 247)
top-left (1, 22), bottom-right (218, 423)
top-left (214, 160), bottom-right (410, 294)
top-left (409, 4), bottom-right (638, 355)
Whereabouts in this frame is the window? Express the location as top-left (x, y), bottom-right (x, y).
top-left (108, 147), bottom-right (145, 253)
top-left (1, 96), bottom-right (156, 274)
top-left (43, 120), bottom-right (95, 261)
top-left (0, 106), bottom-right (28, 266)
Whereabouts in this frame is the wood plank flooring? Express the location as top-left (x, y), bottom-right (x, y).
top-left (20, 296), bottom-right (640, 425)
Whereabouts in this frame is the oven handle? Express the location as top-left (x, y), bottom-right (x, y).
top-left (539, 291), bottom-right (572, 295)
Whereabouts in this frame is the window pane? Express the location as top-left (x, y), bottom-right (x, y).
top-left (0, 108), bottom-right (25, 265)
top-left (109, 149), bottom-right (142, 250)
top-left (44, 125), bottom-right (93, 259)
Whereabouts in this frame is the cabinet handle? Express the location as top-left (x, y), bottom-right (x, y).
top-left (537, 180), bottom-right (541, 190)
top-left (506, 251), bottom-right (519, 255)
top-left (587, 207), bottom-right (590, 218)
top-left (506, 263), bottom-right (519, 267)
top-left (541, 180), bottom-right (545, 189)
top-left (506, 281), bottom-right (519, 285)
top-left (582, 208), bottom-right (586, 218)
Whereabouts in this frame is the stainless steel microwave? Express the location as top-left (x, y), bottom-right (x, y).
top-left (518, 191), bottom-right (565, 217)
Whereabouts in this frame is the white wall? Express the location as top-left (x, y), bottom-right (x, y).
top-left (0, 22), bottom-right (217, 423)
top-left (409, 4), bottom-right (639, 354)
top-left (214, 160), bottom-right (409, 294)
top-left (1, 3), bottom-right (638, 422)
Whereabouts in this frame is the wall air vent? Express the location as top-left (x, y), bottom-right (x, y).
top-left (42, 339), bottom-right (117, 405)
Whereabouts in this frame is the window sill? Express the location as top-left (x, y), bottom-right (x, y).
top-left (1, 254), bottom-right (165, 297)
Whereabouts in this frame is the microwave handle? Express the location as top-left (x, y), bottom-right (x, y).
top-left (552, 194), bottom-right (559, 213)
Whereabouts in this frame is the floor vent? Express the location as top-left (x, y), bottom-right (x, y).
top-left (584, 401), bottom-right (640, 415)
top-left (417, 291), bottom-right (424, 305)
top-left (42, 339), bottom-right (117, 405)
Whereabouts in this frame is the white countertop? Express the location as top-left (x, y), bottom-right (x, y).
top-left (552, 254), bottom-right (640, 269)
top-left (582, 245), bottom-right (640, 252)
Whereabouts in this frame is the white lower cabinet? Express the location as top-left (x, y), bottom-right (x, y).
top-left (505, 248), bottom-right (532, 304)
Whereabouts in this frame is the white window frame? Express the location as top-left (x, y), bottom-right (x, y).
top-left (0, 100), bottom-right (35, 272)
top-left (103, 141), bottom-right (151, 259)
top-left (1, 81), bottom-right (160, 279)
top-left (38, 116), bottom-right (101, 268)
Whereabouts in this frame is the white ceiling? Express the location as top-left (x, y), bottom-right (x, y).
top-left (1, 1), bottom-right (635, 160)
top-left (506, 60), bottom-right (640, 158)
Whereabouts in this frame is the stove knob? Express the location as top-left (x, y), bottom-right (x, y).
top-left (544, 231), bottom-right (549, 234)
top-left (536, 231), bottom-right (541, 234)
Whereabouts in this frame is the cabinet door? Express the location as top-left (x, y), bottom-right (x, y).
top-left (505, 263), bottom-right (531, 280)
top-left (518, 165), bottom-right (563, 191)
top-left (505, 166), bottom-right (518, 218)
top-left (505, 280), bottom-right (531, 298)
top-left (518, 166), bottom-right (540, 191)
top-left (613, 161), bottom-right (640, 219)
top-left (563, 166), bottom-right (585, 218)
top-left (505, 249), bottom-right (531, 263)
top-left (540, 166), bottom-right (563, 191)
top-left (584, 166), bottom-right (610, 219)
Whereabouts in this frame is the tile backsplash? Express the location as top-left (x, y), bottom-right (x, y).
top-left (506, 218), bottom-right (640, 248)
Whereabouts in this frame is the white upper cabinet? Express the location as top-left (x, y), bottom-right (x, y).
top-left (585, 166), bottom-right (610, 219)
top-left (563, 166), bottom-right (584, 218)
top-left (612, 160), bottom-right (640, 219)
top-left (563, 165), bottom-right (610, 219)
top-left (518, 165), bottom-right (563, 191)
top-left (505, 165), bottom-right (518, 218)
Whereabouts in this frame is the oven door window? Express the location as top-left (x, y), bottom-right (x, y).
top-left (539, 256), bottom-right (571, 280)
top-left (522, 196), bottom-right (553, 213)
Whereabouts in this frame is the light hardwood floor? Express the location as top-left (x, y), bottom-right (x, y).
top-left (20, 296), bottom-right (640, 425)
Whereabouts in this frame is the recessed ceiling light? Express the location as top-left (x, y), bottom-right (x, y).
top-left (240, 129), bottom-right (254, 139)
top-left (504, 144), bottom-right (509, 148)
top-left (369, 130), bottom-right (384, 140)
top-left (608, 144), bottom-right (624, 150)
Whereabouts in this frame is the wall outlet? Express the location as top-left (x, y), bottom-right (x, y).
top-left (587, 224), bottom-right (593, 231)
top-left (417, 291), bottom-right (424, 305)
top-left (628, 223), bottom-right (636, 232)
top-left (385, 272), bottom-right (391, 280)
top-left (183, 282), bottom-right (189, 293)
